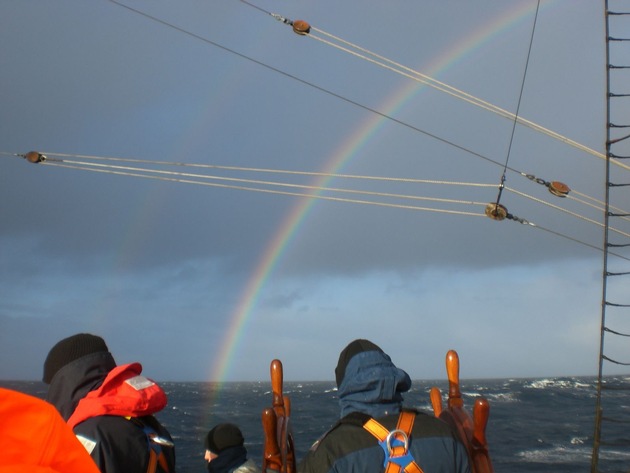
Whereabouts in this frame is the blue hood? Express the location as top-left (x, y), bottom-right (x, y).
top-left (337, 349), bottom-right (412, 419)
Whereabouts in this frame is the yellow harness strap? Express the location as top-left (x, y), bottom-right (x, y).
top-left (363, 410), bottom-right (424, 473)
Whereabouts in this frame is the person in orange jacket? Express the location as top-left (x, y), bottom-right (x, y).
top-left (0, 387), bottom-right (101, 473)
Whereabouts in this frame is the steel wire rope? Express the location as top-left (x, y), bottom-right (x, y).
top-left (240, 2), bottom-right (630, 227)
top-left (530, 223), bottom-right (630, 262)
top-left (238, 2), bottom-right (630, 246)
top-left (104, 0), bottom-right (524, 177)
top-left (103, 0), bottom-right (630, 190)
top-left (15, 155), bottom-right (630, 260)
top-left (570, 188), bottom-right (630, 223)
top-left (493, 0), bottom-right (540, 210)
top-left (5, 153), bottom-right (630, 257)
top-left (505, 186), bottom-right (630, 239)
top-left (100, 0), bottom-right (630, 232)
top-left (4, 151), bottom-right (629, 261)
top-left (13, 152), bottom-right (496, 189)
top-left (239, 0), bottom-right (630, 173)
top-left (7, 3), bottom-right (626, 257)
top-left (6, 150), bottom-right (628, 228)
top-left (38, 158), bottom-right (491, 209)
top-left (42, 161), bottom-right (485, 218)
top-left (5, 150), bottom-right (630, 239)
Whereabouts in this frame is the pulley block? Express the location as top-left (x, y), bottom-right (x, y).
top-left (24, 151), bottom-right (46, 163)
top-left (485, 203), bottom-right (508, 221)
top-left (548, 181), bottom-right (570, 197)
top-left (292, 20), bottom-right (311, 35)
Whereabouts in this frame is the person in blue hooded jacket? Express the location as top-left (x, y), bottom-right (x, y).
top-left (297, 339), bottom-right (471, 473)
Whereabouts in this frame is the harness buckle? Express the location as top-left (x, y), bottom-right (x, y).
top-left (378, 429), bottom-right (415, 468)
top-left (149, 432), bottom-right (175, 447)
top-left (385, 429), bottom-right (409, 456)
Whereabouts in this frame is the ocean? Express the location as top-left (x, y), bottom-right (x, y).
top-left (3, 376), bottom-right (630, 472)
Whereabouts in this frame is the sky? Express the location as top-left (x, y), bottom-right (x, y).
top-left (1, 0), bottom-right (629, 383)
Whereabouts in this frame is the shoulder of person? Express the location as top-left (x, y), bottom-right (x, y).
top-left (233, 458), bottom-right (261, 473)
top-left (73, 416), bottom-right (156, 454)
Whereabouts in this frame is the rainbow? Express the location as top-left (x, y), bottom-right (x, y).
top-left (209, 1), bottom-right (553, 383)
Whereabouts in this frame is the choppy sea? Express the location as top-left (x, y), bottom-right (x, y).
top-left (3, 376), bottom-right (630, 472)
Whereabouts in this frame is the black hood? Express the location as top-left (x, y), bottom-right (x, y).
top-left (46, 351), bottom-right (116, 420)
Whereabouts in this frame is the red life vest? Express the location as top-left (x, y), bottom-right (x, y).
top-left (67, 362), bottom-right (167, 429)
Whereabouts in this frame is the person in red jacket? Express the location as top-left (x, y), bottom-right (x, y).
top-left (43, 333), bottom-right (176, 473)
top-left (0, 387), bottom-right (101, 473)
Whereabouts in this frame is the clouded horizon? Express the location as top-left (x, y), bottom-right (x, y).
top-left (1, 0), bottom-right (628, 383)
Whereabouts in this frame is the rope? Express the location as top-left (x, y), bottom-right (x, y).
top-left (99, 0), bottom-right (630, 180)
top-left (26, 153), bottom-right (630, 232)
top-left (49, 151), bottom-right (630, 260)
top-left (3, 2), bottom-right (626, 261)
top-left (31, 152), bottom-right (496, 188)
top-left (97, 0), bottom-right (630, 193)
top-left (530, 224), bottom-right (630, 262)
top-left (494, 0), bottom-right (541, 208)
top-left (43, 159), bottom-right (491, 207)
top-left (571, 189), bottom-right (630, 223)
top-left (506, 187), bottom-right (630, 239)
top-left (41, 161), bottom-right (485, 217)
top-left (20, 151), bottom-right (630, 222)
top-left (8, 151), bottom-right (630, 223)
top-left (6, 151), bottom-right (630, 247)
top-left (267, 12), bottom-right (630, 173)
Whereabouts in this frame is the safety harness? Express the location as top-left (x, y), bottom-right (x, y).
top-left (129, 417), bottom-right (173, 473)
top-left (67, 364), bottom-right (172, 473)
top-left (362, 409), bottom-right (424, 473)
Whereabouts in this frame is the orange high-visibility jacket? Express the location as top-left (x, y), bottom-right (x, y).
top-left (0, 387), bottom-right (100, 473)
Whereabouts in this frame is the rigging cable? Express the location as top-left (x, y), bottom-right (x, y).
top-left (494, 0), bottom-right (541, 211)
top-left (8, 150), bottom-right (629, 225)
top-left (505, 187), bottom-right (630, 239)
top-left (3, 150), bottom-right (629, 231)
top-left (4, 151), bottom-right (629, 262)
top-left (35, 160), bottom-right (485, 218)
top-left (107, 0), bottom-right (630, 174)
top-left (105, 0), bottom-right (522, 176)
top-left (100, 0), bottom-right (630, 234)
top-left (7, 3), bottom-right (627, 260)
top-left (8, 151), bottom-right (629, 223)
top-left (238, 0), bottom-right (630, 173)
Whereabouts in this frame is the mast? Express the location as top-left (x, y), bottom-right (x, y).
top-left (591, 1), bottom-right (630, 471)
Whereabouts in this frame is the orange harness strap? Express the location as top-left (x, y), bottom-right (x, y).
top-left (362, 410), bottom-right (424, 473)
top-left (146, 449), bottom-right (158, 473)
top-left (145, 448), bottom-right (170, 473)
top-left (125, 417), bottom-right (171, 473)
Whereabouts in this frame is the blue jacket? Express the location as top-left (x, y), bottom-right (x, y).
top-left (298, 350), bottom-right (471, 473)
